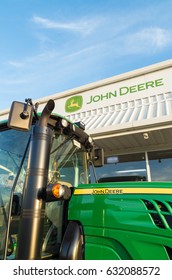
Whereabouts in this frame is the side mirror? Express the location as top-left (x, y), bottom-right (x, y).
top-left (93, 148), bottom-right (104, 167)
top-left (8, 101), bottom-right (33, 131)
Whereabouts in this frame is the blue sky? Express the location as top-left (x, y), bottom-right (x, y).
top-left (0, 0), bottom-right (172, 110)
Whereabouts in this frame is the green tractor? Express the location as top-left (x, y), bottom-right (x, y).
top-left (0, 99), bottom-right (172, 260)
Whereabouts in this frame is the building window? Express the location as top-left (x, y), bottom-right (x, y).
top-left (95, 153), bottom-right (147, 183)
top-left (148, 150), bottom-right (172, 181)
top-left (92, 149), bottom-right (172, 183)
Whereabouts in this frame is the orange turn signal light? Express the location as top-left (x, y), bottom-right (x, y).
top-left (46, 182), bottom-right (72, 202)
top-left (52, 183), bottom-right (64, 198)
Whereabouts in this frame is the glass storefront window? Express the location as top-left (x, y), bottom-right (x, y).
top-left (94, 153), bottom-right (147, 183)
top-left (92, 149), bottom-right (172, 183)
top-left (148, 150), bottom-right (172, 181)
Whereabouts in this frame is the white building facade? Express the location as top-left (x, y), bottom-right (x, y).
top-left (1, 59), bottom-right (172, 182)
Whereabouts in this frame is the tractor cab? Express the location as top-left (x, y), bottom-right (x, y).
top-left (0, 99), bottom-right (100, 260)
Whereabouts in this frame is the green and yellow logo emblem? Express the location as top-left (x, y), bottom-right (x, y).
top-left (65, 96), bottom-right (83, 113)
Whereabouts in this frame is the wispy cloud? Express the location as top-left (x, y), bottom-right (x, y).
top-left (125, 27), bottom-right (172, 54)
top-left (32, 15), bottom-right (102, 36)
top-left (0, 78), bottom-right (28, 85)
top-left (7, 50), bottom-right (59, 69)
top-left (8, 61), bottom-right (24, 68)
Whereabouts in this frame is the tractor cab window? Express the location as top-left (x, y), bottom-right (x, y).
top-left (0, 128), bottom-right (30, 259)
top-left (48, 134), bottom-right (89, 187)
top-left (41, 134), bottom-right (89, 258)
top-left (0, 123), bottom-right (88, 259)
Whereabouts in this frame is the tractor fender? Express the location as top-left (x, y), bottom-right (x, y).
top-left (59, 221), bottom-right (84, 260)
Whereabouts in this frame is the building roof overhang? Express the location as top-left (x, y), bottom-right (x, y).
top-left (92, 123), bottom-right (172, 156)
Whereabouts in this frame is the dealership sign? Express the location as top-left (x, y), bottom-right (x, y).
top-left (86, 78), bottom-right (164, 105)
top-left (64, 77), bottom-right (165, 113)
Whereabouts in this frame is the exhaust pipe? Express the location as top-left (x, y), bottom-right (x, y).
top-left (38, 99), bottom-right (55, 127)
top-left (16, 100), bottom-right (55, 260)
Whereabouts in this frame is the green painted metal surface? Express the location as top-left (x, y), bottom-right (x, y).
top-left (68, 182), bottom-right (172, 259)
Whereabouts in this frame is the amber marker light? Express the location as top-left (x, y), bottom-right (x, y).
top-left (45, 182), bottom-right (72, 202)
top-left (52, 183), bottom-right (65, 199)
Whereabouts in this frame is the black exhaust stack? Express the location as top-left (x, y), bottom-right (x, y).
top-left (16, 100), bottom-right (55, 260)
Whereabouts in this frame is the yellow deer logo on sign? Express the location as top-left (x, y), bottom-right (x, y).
top-left (65, 96), bottom-right (83, 113)
top-left (67, 99), bottom-right (81, 109)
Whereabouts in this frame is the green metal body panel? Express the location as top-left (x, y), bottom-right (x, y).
top-left (68, 182), bottom-right (172, 260)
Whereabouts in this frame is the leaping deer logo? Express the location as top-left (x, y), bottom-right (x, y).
top-left (65, 96), bottom-right (83, 113)
top-left (68, 99), bottom-right (81, 109)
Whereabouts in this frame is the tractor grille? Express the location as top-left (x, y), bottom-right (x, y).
top-left (142, 199), bottom-right (172, 229)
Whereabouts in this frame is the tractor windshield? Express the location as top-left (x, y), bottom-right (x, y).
top-left (0, 122), bottom-right (89, 259)
top-left (0, 127), bottom-right (31, 259)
